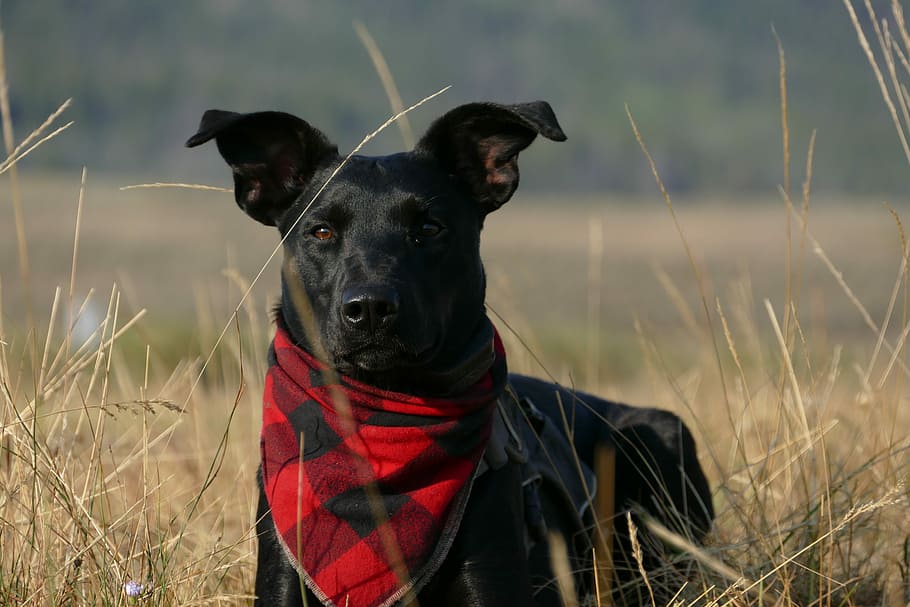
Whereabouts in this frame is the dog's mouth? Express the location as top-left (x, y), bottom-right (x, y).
top-left (333, 319), bottom-right (495, 396)
top-left (335, 336), bottom-right (437, 374)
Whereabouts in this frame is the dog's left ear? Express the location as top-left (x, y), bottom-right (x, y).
top-left (415, 101), bottom-right (566, 214)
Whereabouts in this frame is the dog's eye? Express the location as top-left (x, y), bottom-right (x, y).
top-left (311, 226), bottom-right (334, 241)
top-left (419, 222), bottom-right (443, 238)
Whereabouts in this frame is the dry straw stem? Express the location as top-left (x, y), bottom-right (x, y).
top-left (120, 182), bottom-right (233, 193)
top-left (0, 37), bottom-right (73, 218)
top-left (626, 513), bottom-right (656, 607)
top-left (653, 262), bottom-right (700, 338)
top-left (549, 389), bottom-right (614, 593)
top-left (354, 21), bottom-right (415, 148)
top-left (773, 27), bottom-right (808, 380)
top-left (487, 305), bottom-right (560, 384)
top-left (0, 115), bottom-right (73, 177)
top-left (548, 532), bottom-right (578, 607)
top-left (874, 293), bottom-right (910, 390)
top-left (66, 168), bottom-right (87, 373)
top-left (715, 297), bottom-right (751, 412)
top-left (773, 26), bottom-right (790, 199)
top-left (586, 218), bottom-right (603, 386)
top-left (764, 299), bottom-right (813, 451)
top-left (772, 26), bottom-right (797, 356)
top-left (785, 128), bottom-right (816, 353)
top-left (592, 443), bottom-right (614, 601)
top-left (37, 287), bottom-right (62, 393)
top-left (880, 16), bottom-right (910, 145)
top-left (0, 26), bottom-right (31, 356)
top-left (864, 204), bottom-right (910, 387)
top-left (42, 289), bottom-right (97, 398)
top-left (3, 399), bottom-right (179, 428)
top-left (714, 296), bottom-right (759, 485)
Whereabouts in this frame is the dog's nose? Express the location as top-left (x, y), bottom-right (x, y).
top-left (340, 286), bottom-right (400, 332)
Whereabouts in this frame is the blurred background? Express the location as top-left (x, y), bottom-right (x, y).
top-left (3, 0), bottom-right (905, 193)
top-left (1, 1), bottom-right (908, 388)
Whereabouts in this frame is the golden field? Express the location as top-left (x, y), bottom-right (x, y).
top-left (2, 168), bottom-right (909, 604)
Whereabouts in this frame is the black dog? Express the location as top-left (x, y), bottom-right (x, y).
top-left (187, 101), bottom-right (713, 606)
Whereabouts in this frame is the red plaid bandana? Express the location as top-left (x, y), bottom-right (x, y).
top-left (261, 321), bottom-right (507, 607)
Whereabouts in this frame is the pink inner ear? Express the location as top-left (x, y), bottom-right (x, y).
top-left (486, 165), bottom-right (515, 186)
top-left (480, 140), bottom-right (516, 186)
top-left (270, 143), bottom-right (301, 189)
top-left (244, 177), bottom-right (263, 206)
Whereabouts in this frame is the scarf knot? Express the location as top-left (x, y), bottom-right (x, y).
top-left (261, 320), bottom-right (507, 607)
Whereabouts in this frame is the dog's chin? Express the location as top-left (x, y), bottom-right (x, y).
top-left (334, 341), bottom-right (437, 377)
top-left (344, 352), bottom-right (400, 373)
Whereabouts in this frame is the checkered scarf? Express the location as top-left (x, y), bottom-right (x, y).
top-left (261, 319), bottom-right (507, 607)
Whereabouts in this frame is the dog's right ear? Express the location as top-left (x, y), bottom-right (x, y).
top-left (186, 110), bottom-right (338, 226)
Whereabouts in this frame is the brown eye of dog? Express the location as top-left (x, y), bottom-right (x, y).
top-left (312, 226), bottom-right (334, 240)
top-left (420, 222), bottom-right (442, 237)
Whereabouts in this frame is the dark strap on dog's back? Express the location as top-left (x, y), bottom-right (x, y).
top-left (480, 383), bottom-right (598, 553)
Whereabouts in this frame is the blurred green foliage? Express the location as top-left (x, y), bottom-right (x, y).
top-left (2, 1), bottom-right (904, 194)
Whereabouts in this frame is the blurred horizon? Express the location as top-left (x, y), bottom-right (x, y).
top-left (3, 1), bottom-right (908, 196)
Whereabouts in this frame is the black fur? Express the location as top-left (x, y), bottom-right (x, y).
top-left (187, 101), bottom-right (713, 606)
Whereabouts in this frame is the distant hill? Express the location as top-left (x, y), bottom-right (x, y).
top-left (2, 1), bottom-right (905, 195)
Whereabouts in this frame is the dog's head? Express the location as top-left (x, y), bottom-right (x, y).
top-left (187, 101), bottom-right (565, 393)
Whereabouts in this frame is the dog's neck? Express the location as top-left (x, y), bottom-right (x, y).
top-left (276, 297), bottom-right (497, 397)
top-left (406, 317), bottom-right (497, 395)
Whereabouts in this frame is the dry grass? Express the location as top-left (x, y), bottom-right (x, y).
top-left (3, 4), bottom-right (910, 606)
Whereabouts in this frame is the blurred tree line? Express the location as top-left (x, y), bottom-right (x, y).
top-left (2, 0), bottom-right (905, 195)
